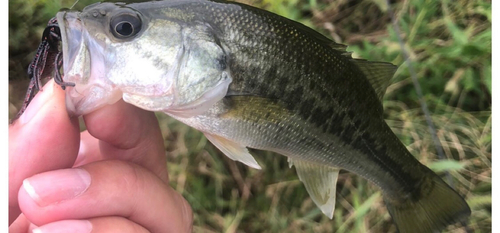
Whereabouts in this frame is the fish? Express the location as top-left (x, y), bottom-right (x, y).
top-left (50, 0), bottom-right (471, 232)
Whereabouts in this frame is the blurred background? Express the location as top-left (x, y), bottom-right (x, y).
top-left (9, 0), bottom-right (491, 232)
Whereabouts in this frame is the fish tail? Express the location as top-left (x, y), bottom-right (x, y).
top-left (384, 174), bottom-right (470, 233)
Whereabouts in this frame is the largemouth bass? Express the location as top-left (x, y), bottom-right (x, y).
top-left (49, 1), bottom-right (470, 232)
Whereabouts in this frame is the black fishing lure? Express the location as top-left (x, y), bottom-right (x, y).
top-left (17, 17), bottom-right (75, 118)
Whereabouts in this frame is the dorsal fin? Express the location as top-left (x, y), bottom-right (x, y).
top-left (241, 4), bottom-right (396, 99)
top-left (352, 59), bottom-right (397, 101)
top-left (326, 42), bottom-right (396, 100)
top-left (328, 42), bottom-right (348, 51)
top-left (259, 10), bottom-right (355, 58)
top-left (328, 42), bottom-right (354, 57)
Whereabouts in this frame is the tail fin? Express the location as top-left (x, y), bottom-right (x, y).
top-left (384, 175), bottom-right (471, 233)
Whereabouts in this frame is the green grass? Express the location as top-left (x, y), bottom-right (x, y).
top-left (9, 0), bottom-right (491, 232)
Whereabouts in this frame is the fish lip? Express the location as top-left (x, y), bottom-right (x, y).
top-left (56, 11), bottom-right (82, 76)
top-left (57, 11), bottom-right (85, 116)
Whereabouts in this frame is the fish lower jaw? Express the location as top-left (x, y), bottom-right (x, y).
top-left (65, 84), bottom-right (123, 116)
top-left (122, 93), bottom-right (175, 112)
top-left (121, 91), bottom-right (219, 119)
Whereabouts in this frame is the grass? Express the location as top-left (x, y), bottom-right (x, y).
top-left (9, 0), bottom-right (491, 232)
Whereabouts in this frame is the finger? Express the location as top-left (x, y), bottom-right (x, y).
top-left (9, 80), bottom-right (80, 224)
top-left (9, 214), bottom-right (33, 233)
top-left (73, 130), bottom-right (102, 167)
top-left (83, 100), bottom-right (168, 182)
top-left (32, 217), bottom-right (149, 233)
top-left (18, 160), bottom-right (193, 233)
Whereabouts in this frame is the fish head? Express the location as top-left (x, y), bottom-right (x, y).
top-left (57, 2), bottom-right (232, 117)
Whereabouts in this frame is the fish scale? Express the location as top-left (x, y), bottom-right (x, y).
top-left (205, 3), bottom-right (410, 187)
top-left (53, 1), bottom-right (470, 232)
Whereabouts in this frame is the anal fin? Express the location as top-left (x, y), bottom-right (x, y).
top-left (288, 158), bottom-right (340, 219)
top-left (204, 133), bottom-right (262, 170)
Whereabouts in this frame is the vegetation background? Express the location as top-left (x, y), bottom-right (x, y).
top-left (9, 0), bottom-right (491, 232)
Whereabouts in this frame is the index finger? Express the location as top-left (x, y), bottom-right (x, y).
top-left (82, 100), bottom-right (169, 182)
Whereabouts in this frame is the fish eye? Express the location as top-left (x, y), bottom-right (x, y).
top-left (110, 14), bottom-right (142, 39)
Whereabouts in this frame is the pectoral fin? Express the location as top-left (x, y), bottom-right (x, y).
top-left (288, 158), bottom-right (340, 218)
top-left (204, 133), bottom-right (262, 170)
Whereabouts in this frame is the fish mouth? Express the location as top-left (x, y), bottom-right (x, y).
top-left (57, 11), bottom-right (122, 116)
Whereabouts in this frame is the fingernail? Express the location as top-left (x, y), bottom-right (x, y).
top-left (23, 169), bottom-right (91, 207)
top-left (19, 81), bottom-right (55, 124)
top-left (32, 220), bottom-right (92, 233)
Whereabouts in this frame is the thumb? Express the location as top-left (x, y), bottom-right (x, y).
top-left (9, 80), bottom-right (80, 224)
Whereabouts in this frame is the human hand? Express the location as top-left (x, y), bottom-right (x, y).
top-left (9, 80), bottom-right (193, 232)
